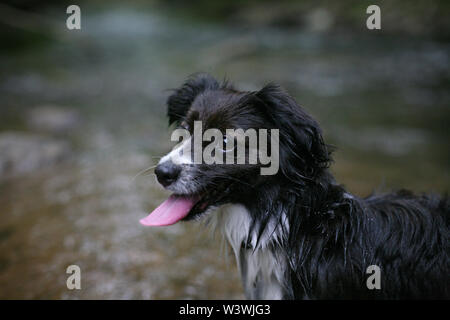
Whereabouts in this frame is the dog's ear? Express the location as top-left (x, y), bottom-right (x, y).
top-left (167, 73), bottom-right (220, 126)
top-left (255, 84), bottom-right (332, 178)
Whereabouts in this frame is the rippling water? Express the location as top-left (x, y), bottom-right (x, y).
top-left (0, 5), bottom-right (448, 299)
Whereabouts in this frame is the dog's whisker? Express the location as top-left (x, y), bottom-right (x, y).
top-left (131, 164), bottom-right (158, 182)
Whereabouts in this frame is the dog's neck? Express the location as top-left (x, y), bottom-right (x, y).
top-left (211, 203), bottom-right (290, 299)
top-left (210, 174), bottom-right (349, 299)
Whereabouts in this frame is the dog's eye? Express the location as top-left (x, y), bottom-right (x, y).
top-left (221, 135), bottom-right (235, 152)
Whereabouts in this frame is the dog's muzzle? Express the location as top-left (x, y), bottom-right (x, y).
top-left (155, 161), bottom-right (181, 187)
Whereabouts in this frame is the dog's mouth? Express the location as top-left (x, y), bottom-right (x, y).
top-left (139, 194), bottom-right (201, 227)
top-left (140, 186), bottom-right (231, 227)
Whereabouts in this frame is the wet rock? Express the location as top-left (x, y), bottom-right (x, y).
top-left (0, 132), bottom-right (71, 179)
top-left (26, 106), bottom-right (80, 133)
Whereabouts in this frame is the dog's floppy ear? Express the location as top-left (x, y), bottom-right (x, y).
top-left (167, 73), bottom-right (220, 126)
top-left (255, 84), bottom-right (332, 178)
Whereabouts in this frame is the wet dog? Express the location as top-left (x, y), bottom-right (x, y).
top-left (141, 73), bottom-right (449, 299)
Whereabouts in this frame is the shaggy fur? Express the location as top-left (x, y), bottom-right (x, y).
top-left (159, 73), bottom-right (449, 299)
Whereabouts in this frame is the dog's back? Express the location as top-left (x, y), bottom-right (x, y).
top-left (286, 189), bottom-right (450, 299)
top-left (360, 191), bottom-right (449, 299)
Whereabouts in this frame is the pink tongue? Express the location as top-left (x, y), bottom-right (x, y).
top-left (140, 195), bottom-right (198, 227)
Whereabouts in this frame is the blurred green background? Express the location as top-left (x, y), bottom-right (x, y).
top-left (0, 0), bottom-right (449, 299)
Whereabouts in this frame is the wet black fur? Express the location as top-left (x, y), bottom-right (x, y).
top-left (166, 73), bottom-right (450, 299)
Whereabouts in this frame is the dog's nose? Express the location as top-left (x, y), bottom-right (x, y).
top-left (155, 161), bottom-right (181, 187)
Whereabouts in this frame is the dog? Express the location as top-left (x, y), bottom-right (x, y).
top-left (140, 73), bottom-right (449, 299)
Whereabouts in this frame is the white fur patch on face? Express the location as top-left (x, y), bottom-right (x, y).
top-left (159, 137), bottom-right (193, 166)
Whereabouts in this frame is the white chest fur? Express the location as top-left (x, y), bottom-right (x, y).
top-left (210, 204), bottom-right (287, 299)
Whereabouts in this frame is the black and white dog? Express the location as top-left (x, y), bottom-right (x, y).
top-left (140, 73), bottom-right (449, 299)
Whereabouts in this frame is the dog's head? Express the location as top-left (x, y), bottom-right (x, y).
top-left (140, 73), bottom-right (331, 226)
